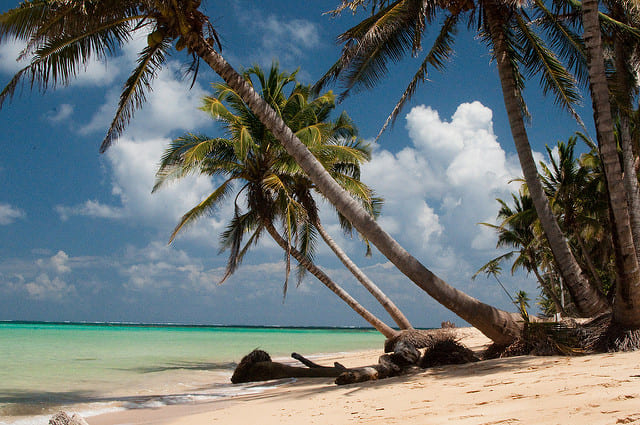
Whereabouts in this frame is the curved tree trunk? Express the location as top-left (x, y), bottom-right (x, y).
top-left (314, 218), bottom-right (413, 329)
top-left (264, 221), bottom-right (398, 338)
top-left (191, 34), bottom-right (522, 345)
top-left (485, 3), bottom-right (610, 317)
top-left (582, 0), bottom-right (640, 327)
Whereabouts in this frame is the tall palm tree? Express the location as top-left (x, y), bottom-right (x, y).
top-left (154, 64), bottom-right (404, 337)
top-left (0, 1), bottom-right (522, 344)
top-left (314, 0), bottom-right (610, 317)
top-left (581, 0), bottom-right (640, 326)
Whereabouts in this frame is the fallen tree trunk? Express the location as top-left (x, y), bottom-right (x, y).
top-left (334, 340), bottom-right (420, 385)
top-left (231, 350), bottom-right (347, 384)
top-left (232, 330), bottom-right (478, 386)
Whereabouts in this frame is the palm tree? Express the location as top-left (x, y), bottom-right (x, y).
top-left (581, 0), bottom-right (640, 326)
top-left (480, 191), bottom-right (566, 316)
top-left (153, 64), bottom-right (405, 338)
top-left (539, 135), bottom-right (606, 292)
top-left (314, 0), bottom-right (610, 317)
top-left (0, 1), bottom-right (522, 344)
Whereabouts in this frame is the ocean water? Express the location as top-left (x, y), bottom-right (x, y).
top-left (0, 322), bottom-right (384, 425)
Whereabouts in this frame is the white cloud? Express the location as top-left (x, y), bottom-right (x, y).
top-left (262, 16), bottom-right (320, 50)
top-left (361, 101), bottom-right (525, 281)
top-left (46, 104), bottom-right (74, 123)
top-left (0, 203), bottom-right (24, 225)
top-left (79, 59), bottom-right (209, 138)
top-left (234, 12), bottom-right (322, 76)
top-left (56, 200), bottom-right (125, 221)
top-left (25, 273), bottom-right (76, 301)
top-left (0, 39), bottom-right (26, 74)
top-left (36, 250), bottom-right (72, 274)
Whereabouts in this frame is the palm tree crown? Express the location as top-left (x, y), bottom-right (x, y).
top-left (153, 64), bottom-right (407, 335)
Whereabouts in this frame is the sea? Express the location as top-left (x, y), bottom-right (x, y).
top-left (0, 321), bottom-right (385, 425)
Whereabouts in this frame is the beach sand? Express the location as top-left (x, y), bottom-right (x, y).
top-left (89, 327), bottom-right (640, 425)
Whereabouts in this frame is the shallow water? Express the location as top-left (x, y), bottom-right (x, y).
top-left (0, 322), bottom-right (384, 424)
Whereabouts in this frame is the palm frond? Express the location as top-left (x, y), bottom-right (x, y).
top-left (532, 0), bottom-right (588, 87)
top-left (218, 208), bottom-right (263, 284)
top-left (101, 36), bottom-right (171, 152)
top-left (332, 0), bottom-right (432, 98)
top-left (514, 14), bottom-right (584, 127)
top-left (1, 12), bottom-right (138, 109)
top-left (168, 178), bottom-right (236, 243)
top-left (377, 13), bottom-right (458, 139)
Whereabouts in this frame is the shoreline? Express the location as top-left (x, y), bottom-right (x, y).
top-left (86, 327), bottom-right (640, 425)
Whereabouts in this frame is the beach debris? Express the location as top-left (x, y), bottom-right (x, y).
top-left (419, 337), bottom-right (479, 367)
top-left (48, 412), bottom-right (89, 425)
top-left (232, 330), bottom-right (479, 386)
top-left (335, 340), bottom-right (421, 385)
top-left (384, 328), bottom-right (439, 352)
top-left (230, 349), bottom-right (347, 384)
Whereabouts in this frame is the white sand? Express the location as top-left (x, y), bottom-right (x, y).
top-left (89, 327), bottom-right (640, 425)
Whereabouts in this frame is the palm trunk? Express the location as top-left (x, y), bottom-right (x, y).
top-left (532, 266), bottom-right (566, 316)
top-left (264, 221), bottom-right (398, 338)
top-left (314, 218), bottom-right (413, 329)
top-left (582, 0), bottom-right (640, 327)
top-left (191, 34), bottom-right (522, 345)
top-left (485, 3), bottom-right (610, 317)
top-left (575, 233), bottom-right (605, 293)
top-left (614, 38), bottom-right (640, 264)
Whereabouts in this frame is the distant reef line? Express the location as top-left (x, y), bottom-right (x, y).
top-left (0, 320), bottom-right (425, 331)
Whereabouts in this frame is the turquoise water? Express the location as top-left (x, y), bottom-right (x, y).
top-left (0, 322), bottom-right (384, 424)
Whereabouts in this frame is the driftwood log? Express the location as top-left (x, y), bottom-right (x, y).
top-left (334, 340), bottom-right (420, 385)
top-left (230, 350), bottom-right (347, 384)
top-left (232, 329), bottom-right (478, 386)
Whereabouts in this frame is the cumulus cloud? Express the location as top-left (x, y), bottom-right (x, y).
top-left (25, 273), bottom-right (76, 301)
top-left (360, 101), bottom-right (525, 280)
top-left (0, 203), bottom-right (25, 225)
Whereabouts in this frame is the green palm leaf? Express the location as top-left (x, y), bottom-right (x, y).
top-left (101, 36), bottom-right (171, 152)
top-left (168, 178), bottom-right (236, 243)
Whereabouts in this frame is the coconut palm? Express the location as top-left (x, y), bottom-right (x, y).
top-left (153, 64), bottom-right (408, 337)
top-left (0, 1), bottom-right (523, 344)
top-left (314, 0), bottom-right (611, 317)
top-left (577, 0), bottom-right (640, 326)
top-left (539, 135), bottom-right (606, 292)
top-left (479, 191), bottom-right (566, 315)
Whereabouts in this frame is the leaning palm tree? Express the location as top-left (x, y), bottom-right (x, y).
top-left (0, 1), bottom-right (523, 344)
top-left (154, 65), bottom-right (405, 337)
top-left (314, 0), bottom-right (610, 317)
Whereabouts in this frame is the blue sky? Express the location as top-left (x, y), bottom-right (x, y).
top-left (0, 0), bottom-right (590, 328)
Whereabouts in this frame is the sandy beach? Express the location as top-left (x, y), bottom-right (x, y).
top-left (84, 327), bottom-right (640, 425)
